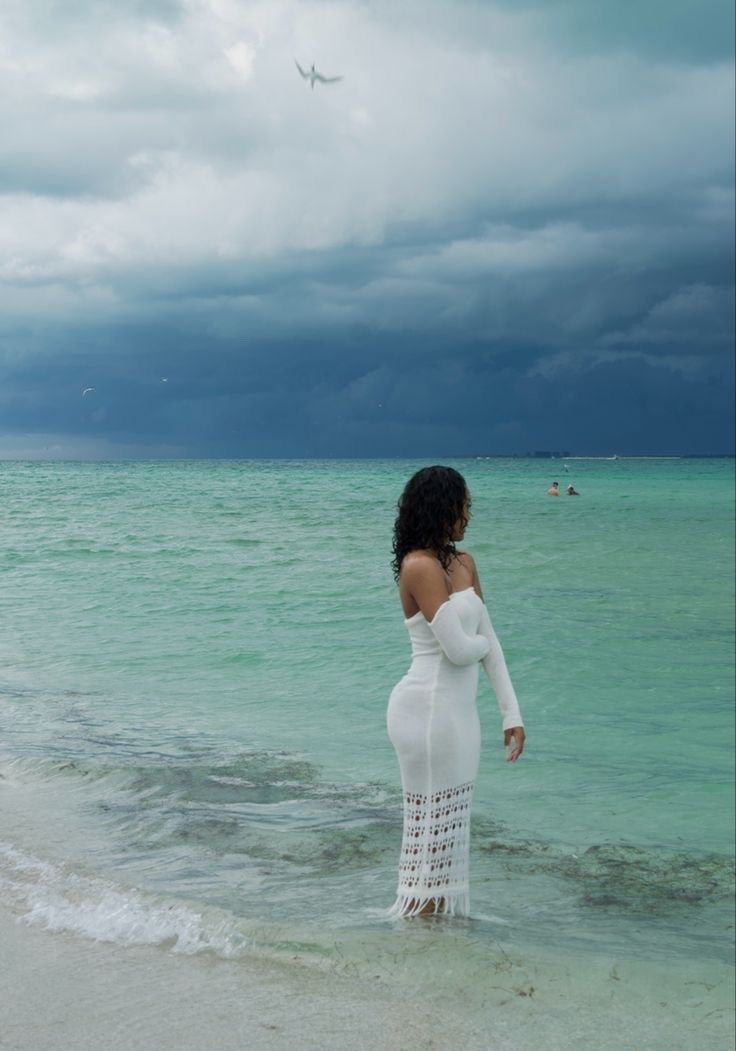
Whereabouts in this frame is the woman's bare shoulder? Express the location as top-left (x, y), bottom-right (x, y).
top-left (401, 550), bottom-right (443, 575)
top-left (454, 549), bottom-right (477, 571)
top-left (399, 550), bottom-right (444, 582)
top-left (399, 550), bottom-right (452, 618)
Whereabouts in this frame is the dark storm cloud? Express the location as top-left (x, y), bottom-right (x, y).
top-left (0, 0), bottom-right (733, 457)
top-left (1, 318), bottom-right (731, 458)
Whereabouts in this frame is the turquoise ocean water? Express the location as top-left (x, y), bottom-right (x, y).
top-left (1, 458), bottom-right (734, 1044)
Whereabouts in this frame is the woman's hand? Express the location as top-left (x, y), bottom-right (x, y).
top-left (504, 726), bottom-right (525, 763)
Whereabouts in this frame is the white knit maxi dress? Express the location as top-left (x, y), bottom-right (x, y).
top-left (387, 587), bottom-right (523, 918)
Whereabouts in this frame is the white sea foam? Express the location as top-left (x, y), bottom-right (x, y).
top-left (0, 841), bottom-right (246, 957)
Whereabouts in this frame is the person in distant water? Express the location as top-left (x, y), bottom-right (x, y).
top-left (548, 482), bottom-right (560, 496)
top-left (566, 484), bottom-right (579, 496)
top-left (387, 466), bottom-right (525, 918)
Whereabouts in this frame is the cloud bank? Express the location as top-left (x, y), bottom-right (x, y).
top-left (0, 0), bottom-right (733, 456)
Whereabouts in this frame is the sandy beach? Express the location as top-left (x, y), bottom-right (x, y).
top-left (2, 901), bottom-right (733, 1051)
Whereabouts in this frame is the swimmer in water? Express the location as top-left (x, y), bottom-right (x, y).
top-left (548, 482), bottom-right (560, 496)
top-left (566, 484), bottom-right (579, 496)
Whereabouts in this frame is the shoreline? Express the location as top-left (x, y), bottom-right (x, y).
top-left (2, 903), bottom-right (733, 1051)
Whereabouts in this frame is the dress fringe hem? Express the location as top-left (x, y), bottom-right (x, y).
top-left (387, 890), bottom-right (470, 919)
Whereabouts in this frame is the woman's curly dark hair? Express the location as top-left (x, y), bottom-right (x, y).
top-left (391, 466), bottom-right (470, 581)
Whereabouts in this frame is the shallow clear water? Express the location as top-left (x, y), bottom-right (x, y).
top-left (0, 458), bottom-right (733, 1001)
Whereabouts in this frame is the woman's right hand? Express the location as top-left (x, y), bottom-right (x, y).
top-left (504, 726), bottom-right (526, 762)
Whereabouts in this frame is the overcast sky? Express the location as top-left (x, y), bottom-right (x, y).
top-left (1, 0), bottom-right (733, 458)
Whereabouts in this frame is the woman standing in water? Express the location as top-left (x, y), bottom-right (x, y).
top-left (387, 466), bottom-right (525, 918)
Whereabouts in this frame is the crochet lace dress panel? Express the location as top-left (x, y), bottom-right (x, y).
top-left (388, 781), bottom-right (473, 917)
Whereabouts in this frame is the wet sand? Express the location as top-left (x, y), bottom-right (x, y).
top-left (2, 904), bottom-right (733, 1051)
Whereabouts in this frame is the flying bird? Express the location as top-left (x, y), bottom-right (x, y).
top-left (82, 387), bottom-right (96, 396)
top-left (295, 60), bottom-right (343, 90)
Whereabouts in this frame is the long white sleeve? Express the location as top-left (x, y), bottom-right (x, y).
top-left (428, 601), bottom-right (490, 666)
top-left (479, 605), bottom-right (524, 730)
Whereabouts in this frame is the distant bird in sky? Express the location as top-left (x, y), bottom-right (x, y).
top-left (295, 60), bottom-right (343, 90)
top-left (82, 387), bottom-right (96, 396)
